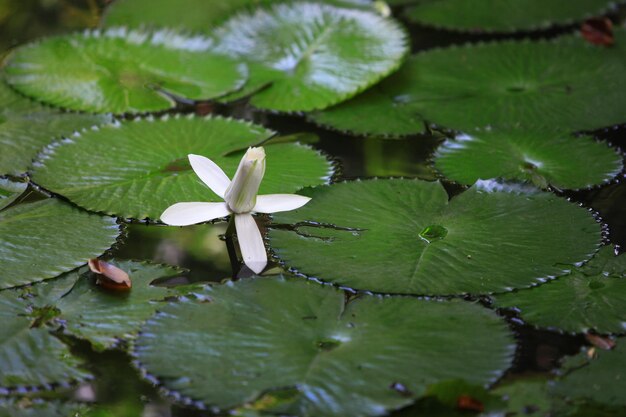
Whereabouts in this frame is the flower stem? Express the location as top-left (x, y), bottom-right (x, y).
top-left (224, 216), bottom-right (240, 279)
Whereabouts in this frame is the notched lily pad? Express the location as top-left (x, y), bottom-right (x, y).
top-left (134, 276), bottom-right (514, 416)
top-left (434, 128), bottom-right (623, 190)
top-left (554, 342), bottom-right (626, 407)
top-left (403, 0), bottom-right (622, 33)
top-left (494, 246), bottom-right (626, 334)
top-left (0, 178), bottom-right (27, 210)
top-left (269, 179), bottom-right (602, 295)
top-left (311, 36), bottom-right (626, 134)
top-left (0, 198), bottom-right (120, 289)
top-left (30, 115), bottom-right (333, 220)
top-left (0, 260), bottom-right (187, 390)
top-left (0, 82), bottom-right (111, 176)
top-left (4, 28), bottom-right (247, 114)
top-left (212, 2), bottom-right (408, 111)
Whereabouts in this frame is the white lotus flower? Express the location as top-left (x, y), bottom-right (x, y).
top-left (160, 147), bottom-right (311, 274)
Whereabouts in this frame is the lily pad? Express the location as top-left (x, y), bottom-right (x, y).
top-left (134, 276), bottom-right (514, 416)
top-left (434, 128), bottom-right (623, 190)
top-left (0, 260), bottom-right (187, 390)
top-left (212, 2), bottom-right (408, 111)
top-left (493, 246), bottom-right (626, 334)
top-left (0, 400), bottom-right (90, 417)
top-left (55, 260), bottom-right (187, 351)
top-left (0, 82), bottom-right (110, 176)
top-left (554, 343), bottom-right (626, 407)
top-left (30, 115), bottom-right (332, 220)
top-left (403, 0), bottom-right (621, 33)
top-left (4, 28), bottom-right (246, 114)
top-left (0, 198), bottom-right (120, 289)
top-left (0, 290), bottom-right (90, 391)
top-left (102, 0), bottom-right (378, 32)
top-left (0, 178), bottom-right (27, 210)
top-left (310, 37), bottom-right (626, 134)
top-left (268, 179), bottom-right (602, 295)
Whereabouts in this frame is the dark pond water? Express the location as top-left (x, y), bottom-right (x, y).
top-left (2, 0), bottom-right (626, 416)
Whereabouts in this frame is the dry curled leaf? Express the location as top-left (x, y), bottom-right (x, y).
top-left (581, 17), bottom-right (614, 46)
top-left (585, 333), bottom-right (616, 351)
top-left (456, 394), bottom-right (484, 412)
top-left (88, 258), bottom-right (131, 291)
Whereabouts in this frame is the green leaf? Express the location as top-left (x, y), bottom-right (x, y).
top-left (434, 128), bottom-right (623, 190)
top-left (493, 246), bottom-right (626, 334)
top-left (0, 291), bottom-right (90, 390)
top-left (30, 115), bottom-right (333, 220)
top-left (404, 0), bottom-right (620, 33)
top-left (134, 276), bottom-right (514, 416)
top-left (0, 83), bottom-right (110, 176)
top-left (55, 260), bottom-right (187, 351)
top-left (0, 198), bottom-right (120, 289)
top-left (4, 28), bottom-right (247, 114)
top-left (491, 377), bottom-right (553, 417)
top-left (0, 178), bottom-right (27, 211)
top-left (102, 0), bottom-right (379, 32)
top-left (310, 36), bottom-right (626, 134)
top-left (0, 400), bottom-right (90, 417)
top-left (554, 343), bottom-right (626, 407)
top-left (212, 2), bottom-right (408, 111)
top-left (268, 179), bottom-right (602, 295)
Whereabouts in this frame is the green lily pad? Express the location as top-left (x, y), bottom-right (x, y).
top-left (403, 0), bottom-right (621, 33)
top-left (30, 115), bottom-right (332, 220)
top-left (434, 128), bottom-right (623, 190)
top-left (0, 291), bottom-right (90, 390)
top-left (0, 178), bottom-right (27, 210)
top-left (0, 400), bottom-right (90, 417)
top-left (134, 276), bottom-right (514, 416)
top-left (0, 260), bottom-right (187, 390)
top-left (103, 0), bottom-right (379, 32)
top-left (4, 28), bottom-right (246, 114)
top-left (212, 2), bottom-right (408, 111)
top-left (493, 246), bottom-right (626, 334)
top-left (0, 82), bottom-right (110, 176)
top-left (310, 36), bottom-right (626, 134)
top-left (268, 179), bottom-right (601, 295)
top-left (491, 377), bottom-right (552, 417)
top-left (0, 198), bottom-right (120, 289)
top-left (55, 260), bottom-right (187, 351)
top-left (554, 343), bottom-right (626, 407)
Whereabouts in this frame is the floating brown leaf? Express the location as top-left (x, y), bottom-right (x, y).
top-left (456, 394), bottom-right (484, 412)
top-left (581, 18), bottom-right (614, 46)
top-left (88, 258), bottom-right (132, 291)
top-left (585, 333), bottom-right (616, 351)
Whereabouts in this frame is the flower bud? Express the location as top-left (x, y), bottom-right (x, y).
top-left (224, 147), bottom-right (266, 213)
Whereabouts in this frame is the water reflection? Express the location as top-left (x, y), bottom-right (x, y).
top-left (111, 222), bottom-right (232, 283)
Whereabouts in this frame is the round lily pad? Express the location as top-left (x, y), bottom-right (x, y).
top-left (0, 178), bottom-right (27, 211)
top-left (0, 82), bottom-right (110, 176)
top-left (0, 400), bottom-right (90, 417)
top-left (103, 0), bottom-right (378, 32)
top-left (4, 28), bottom-right (247, 114)
top-left (212, 2), bottom-right (408, 111)
top-left (0, 291), bottom-right (90, 391)
top-left (134, 276), bottom-right (514, 416)
top-left (55, 260), bottom-right (188, 351)
top-left (493, 246), bottom-right (626, 334)
top-left (434, 129), bottom-right (623, 190)
top-left (268, 179), bottom-right (602, 295)
top-left (30, 115), bottom-right (332, 220)
top-left (310, 36), bottom-right (626, 134)
top-left (403, 0), bottom-right (621, 33)
top-left (0, 198), bottom-right (120, 289)
top-left (554, 343), bottom-right (626, 407)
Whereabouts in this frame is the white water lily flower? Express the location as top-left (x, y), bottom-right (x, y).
top-left (160, 147), bottom-right (311, 274)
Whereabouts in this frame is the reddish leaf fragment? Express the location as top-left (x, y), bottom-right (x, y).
top-left (581, 18), bottom-right (614, 46)
top-left (456, 395), bottom-right (484, 412)
top-left (585, 333), bottom-right (616, 350)
top-left (88, 258), bottom-right (131, 291)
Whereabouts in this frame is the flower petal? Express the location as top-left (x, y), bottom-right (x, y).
top-left (188, 154), bottom-right (231, 198)
top-left (160, 202), bottom-right (230, 226)
top-left (234, 213), bottom-right (267, 274)
top-left (253, 194), bottom-right (311, 213)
